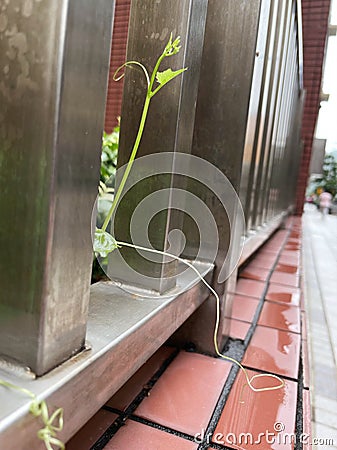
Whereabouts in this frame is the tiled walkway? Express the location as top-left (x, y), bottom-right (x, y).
top-left (302, 206), bottom-right (337, 448)
top-left (67, 218), bottom-right (310, 449)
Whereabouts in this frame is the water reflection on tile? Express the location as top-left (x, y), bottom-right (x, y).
top-left (242, 325), bottom-right (300, 379)
top-left (266, 283), bottom-right (301, 306)
top-left (258, 301), bottom-right (301, 334)
top-left (214, 368), bottom-right (298, 450)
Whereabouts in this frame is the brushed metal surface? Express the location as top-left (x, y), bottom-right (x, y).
top-left (266, 2), bottom-right (299, 220)
top-left (255, 1), bottom-right (292, 224)
top-left (239, 212), bottom-right (287, 266)
top-left (243, 0), bottom-right (280, 230)
top-left (252, 0), bottom-right (291, 227)
top-left (173, 0), bottom-right (262, 353)
top-left (239, 0), bottom-right (273, 222)
top-left (0, 261), bottom-right (213, 449)
top-left (109, 0), bottom-right (208, 293)
top-left (0, 0), bottom-right (115, 374)
top-left (188, 0), bottom-right (262, 287)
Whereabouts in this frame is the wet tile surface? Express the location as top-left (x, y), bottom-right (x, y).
top-left (234, 278), bottom-right (266, 299)
top-left (229, 294), bottom-right (260, 323)
top-left (246, 257), bottom-right (276, 270)
top-left (265, 283), bottom-right (301, 306)
top-left (270, 270), bottom-right (300, 287)
top-left (275, 263), bottom-right (300, 274)
top-left (134, 351), bottom-right (231, 436)
top-left (240, 266), bottom-right (270, 282)
top-left (258, 301), bottom-right (301, 334)
top-left (278, 253), bottom-right (300, 267)
top-left (242, 325), bottom-right (301, 379)
top-left (214, 369), bottom-right (298, 450)
top-left (67, 410), bottom-right (118, 450)
top-left (106, 346), bottom-right (175, 411)
top-left (258, 246), bottom-right (280, 255)
top-left (229, 318), bottom-right (251, 340)
top-left (105, 420), bottom-right (198, 450)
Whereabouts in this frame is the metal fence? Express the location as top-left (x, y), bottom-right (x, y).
top-left (0, 0), bottom-right (303, 446)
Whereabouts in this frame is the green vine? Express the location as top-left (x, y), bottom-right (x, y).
top-left (94, 33), bottom-right (187, 257)
top-left (93, 32), bottom-right (284, 401)
top-left (0, 380), bottom-right (64, 450)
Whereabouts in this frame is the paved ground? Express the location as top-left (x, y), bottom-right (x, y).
top-left (68, 220), bottom-right (309, 450)
top-left (302, 205), bottom-right (337, 448)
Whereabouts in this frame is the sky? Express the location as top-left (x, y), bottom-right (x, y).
top-left (315, 0), bottom-right (337, 156)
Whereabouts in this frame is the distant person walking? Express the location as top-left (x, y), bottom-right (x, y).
top-left (319, 190), bottom-right (332, 217)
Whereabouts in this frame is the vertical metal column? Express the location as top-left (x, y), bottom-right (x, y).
top-left (109, 0), bottom-right (208, 293)
top-left (265, 1), bottom-right (295, 219)
top-left (259, 0), bottom-right (292, 223)
top-left (173, 0), bottom-right (263, 353)
top-left (251, 0), bottom-right (291, 226)
top-left (239, 0), bottom-right (274, 228)
top-left (0, 0), bottom-right (115, 375)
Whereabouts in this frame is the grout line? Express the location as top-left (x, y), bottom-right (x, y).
top-left (127, 414), bottom-right (196, 441)
top-left (203, 441), bottom-right (236, 450)
top-left (196, 226), bottom-right (299, 450)
top-left (241, 364), bottom-right (300, 383)
top-left (90, 347), bottom-right (179, 449)
top-left (295, 354), bottom-right (304, 450)
top-left (196, 363), bottom-right (241, 450)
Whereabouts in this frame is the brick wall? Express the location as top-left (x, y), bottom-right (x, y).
top-left (296, 0), bottom-right (331, 214)
top-left (104, 0), bottom-right (131, 132)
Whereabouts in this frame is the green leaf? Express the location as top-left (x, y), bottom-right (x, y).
top-left (163, 34), bottom-right (182, 56)
top-left (155, 68), bottom-right (187, 88)
top-left (94, 228), bottom-right (119, 257)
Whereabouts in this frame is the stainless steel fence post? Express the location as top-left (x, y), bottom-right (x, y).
top-left (0, 0), bottom-right (115, 375)
top-left (172, 0), bottom-right (263, 353)
top-left (108, 0), bottom-right (208, 293)
top-left (251, 0), bottom-right (292, 227)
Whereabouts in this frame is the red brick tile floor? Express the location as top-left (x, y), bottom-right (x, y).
top-left (67, 217), bottom-right (311, 449)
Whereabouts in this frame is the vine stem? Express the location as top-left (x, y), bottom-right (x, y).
top-left (102, 95), bottom-right (151, 231)
top-left (101, 51), bottom-right (166, 232)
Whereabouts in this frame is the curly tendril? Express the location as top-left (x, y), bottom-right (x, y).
top-left (113, 61), bottom-right (150, 88)
top-left (0, 380), bottom-right (64, 450)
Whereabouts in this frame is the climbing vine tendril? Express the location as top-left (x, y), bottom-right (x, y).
top-left (0, 380), bottom-right (64, 450)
